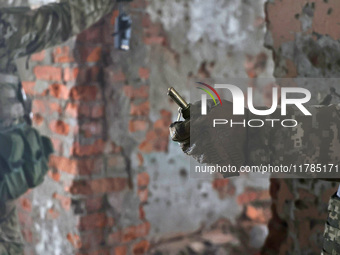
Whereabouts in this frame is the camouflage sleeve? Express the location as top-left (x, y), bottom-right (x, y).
top-left (0, 0), bottom-right (116, 60)
top-left (247, 104), bottom-right (340, 179)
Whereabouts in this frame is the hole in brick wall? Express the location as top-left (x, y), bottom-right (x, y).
top-left (201, 193), bottom-right (208, 198)
top-left (72, 199), bottom-right (85, 215)
top-left (179, 168), bottom-right (188, 179)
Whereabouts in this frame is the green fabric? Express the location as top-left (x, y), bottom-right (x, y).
top-left (323, 194), bottom-right (340, 255)
top-left (15, 126), bottom-right (45, 187)
top-left (0, 0), bottom-right (117, 75)
top-left (0, 131), bottom-right (27, 200)
top-left (0, 0), bottom-right (116, 249)
top-left (0, 206), bottom-right (24, 252)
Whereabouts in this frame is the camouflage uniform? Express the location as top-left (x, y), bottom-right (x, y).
top-left (0, 1), bottom-right (117, 254)
top-left (171, 100), bottom-right (340, 254)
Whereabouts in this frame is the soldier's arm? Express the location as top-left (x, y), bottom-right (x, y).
top-left (247, 104), bottom-right (340, 179)
top-left (172, 101), bottom-right (340, 179)
top-left (0, 0), bottom-right (116, 60)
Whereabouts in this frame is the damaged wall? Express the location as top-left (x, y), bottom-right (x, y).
top-left (263, 0), bottom-right (340, 254)
top-left (10, 0), bottom-right (275, 254)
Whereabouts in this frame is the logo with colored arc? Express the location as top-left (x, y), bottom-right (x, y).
top-left (196, 82), bottom-right (222, 106)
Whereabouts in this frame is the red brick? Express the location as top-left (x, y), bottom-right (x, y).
top-left (69, 178), bottom-right (127, 195)
top-left (144, 36), bottom-right (165, 45)
top-left (237, 188), bottom-right (270, 205)
top-left (66, 103), bottom-right (99, 118)
top-left (53, 193), bottom-right (71, 211)
top-left (137, 172), bottom-right (149, 188)
top-left (137, 153), bottom-right (144, 167)
top-left (91, 104), bottom-right (104, 118)
top-left (48, 171), bottom-right (61, 182)
top-left (64, 67), bottom-right (79, 81)
top-left (75, 66), bottom-right (100, 83)
top-left (130, 0), bottom-right (147, 9)
top-left (33, 113), bottom-right (44, 125)
top-left (110, 10), bottom-right (120, 25)
top-left (70, 86), bottom-right (99, 101)
top-left (79, 213), bottom-right (106, 230)
top-left (71, 139), bottom-right (105, 157)
top-left (18, 211), bottom-right (32, 227)
top-left (85, 197), bottom-right (103, 213)
top-left (139, 110), bottom-right (172, 153)
top-left (107, 222), bottom-right (151, 245)
top-left (49, 155), bottom-right (103, 176)
top-left (77, 26), bottom-right (103, 43)
top-left (80, 121), bottom-right (103, 138)
top-left (79, 46), bottom-right (102, 62)
top-left (80, 230), bottom-right (104, 250)
top-left (32, 99), bottom-right (62, 115)
top-left (114, 246), bottom-right (127, 255)
top-left (21, 228), bottom-right (33, 243)
top-left (112, 70), bottom-right (126, 82)
top-left (138, 67), bottom-right (150, 80)
top-left (65, 103), bottom-right (78, 118)
top-left (125, 222), bottom-right (150, 242)
top-left (110, 142), bottom-right (122, 154)
top-left (48, 83), bottom-right (69, 99)
top-left (130, 101), bottom-right (150, 116)
top-left (21, 81), bottom-right (36, 96)
top-left (19, 198), bottom-right (32, 212)
top-left (49, 102), bottom-right (62, 114)
top-left (138, 189), bottom-right (148, 203)
top-left (132, 240), bottom-right (150, 255)
top-left (53, 46), bottom-right (75, 63)
top-left (106, 231), bottom-right (122, 245)
top-left (129, 120), bottom-right (148, 133)
top-left (34, 66), bottom-right (62, 81)
top-left (31, 50), bottom-right (45, 62)
top-left (122, 85), bottom-right (148, 99)
top-left (79, 212), bottom-right (114, 231)
top-left (246, 205), bottom-right (271, 224)
top-left (77, 157), bottom-right (103, 175)
top-left (107, 155), bottom-right (126, 169)
top-left (50, 137), bottom-right (62, 154)
top-left (139, 130), bottom-right (166, 153)
top-left (67, 233), bottom-right (82, 249)
top-left (49, 120), bottom-right (70, 135)
top-left (212, 179), bottom-right (236, 199)
top-left (139, 205), bottom-right (145, 220)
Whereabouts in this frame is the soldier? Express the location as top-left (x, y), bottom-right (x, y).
top-left (0, 0), bottom-right (120, 254)
top-left (170, 98), bottom-right (340, 254)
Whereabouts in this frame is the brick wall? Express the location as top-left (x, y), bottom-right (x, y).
top-left (14, 0), bottom-right (276, 254)
top-left (262, 0), bottom-right (340, 254)
top-left (17, 9), bottom-right (150, 254)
